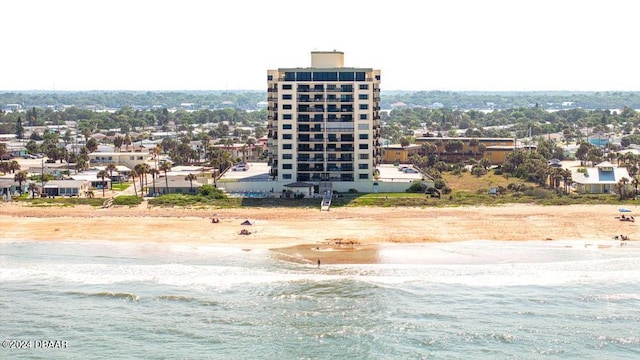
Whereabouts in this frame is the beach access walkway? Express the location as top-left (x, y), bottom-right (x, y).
top-left (320, 181), bottom-right (332, 211)
top-left (321, 191), bottom-right (332, 211)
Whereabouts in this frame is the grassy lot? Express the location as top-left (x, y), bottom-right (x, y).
top-left (442, 171), bottom-right (526, 195)
top-left (111, 183), bottom-right (131, 191)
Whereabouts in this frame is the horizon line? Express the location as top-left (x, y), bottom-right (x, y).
top-left (1, 89), bottom-right (638, 93)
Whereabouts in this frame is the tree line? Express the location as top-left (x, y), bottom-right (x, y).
top-left (3, 90), bottom-right (640, 111)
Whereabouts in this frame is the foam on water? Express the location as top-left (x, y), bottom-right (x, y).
top-left (3, 240), bottom-right (640, 359)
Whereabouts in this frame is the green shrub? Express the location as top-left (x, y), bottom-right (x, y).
top-left (199, 185), bottom-right (226, 198)
top-left (113, 195), bottom-right (142, 206)
top-left (406, 181), bottom-right (427, 193)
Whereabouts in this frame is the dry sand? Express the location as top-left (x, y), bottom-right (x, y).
top-left (0, 202), bottom-right (636, 264)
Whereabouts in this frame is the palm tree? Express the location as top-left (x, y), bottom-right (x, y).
top-left (14, 171), bottom-right (28, 195)
top-left (27, 182), bottom-right (38, 199)
top-left (106, 163), bottom-right (117, 183)
top-left (75, 158), bottom-right (87, 173)
top-left (153, 144), bottom-right (162, 169)
top-left (124, 134), bottom-right (132, 151)
top-left (160, 161), bottom-right (171, 194)
top-left (616, 177), bottom-right (630, 200)
top-left (632, 175), bottom-right (640, 199)
top-left (9, 160), bottom-right (20, 174)
top-left (0, 143), bottom-right (7, 171)
top-left (185, 173), bottom-right (198, 194)
top-left (468, 137), bottom-right (479, 159)
top-left (134, 164), bottom-right (146, 195)
top-left (562, 169), bottom-right (573, 194)
top-left (97, 170), bottom-right (109, 197)
top-left (201, 135), bottom-right (211, 162)
top-left (149, 168), bottom-right (159, 196)
top-left (129, 169), bottom-right (138, 197)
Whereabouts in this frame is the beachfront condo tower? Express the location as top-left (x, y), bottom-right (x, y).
top-left (267, 51), bottom-right (381, 192)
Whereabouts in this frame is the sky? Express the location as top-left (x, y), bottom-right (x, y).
top-left (2, 0), bottom-right (639, 92)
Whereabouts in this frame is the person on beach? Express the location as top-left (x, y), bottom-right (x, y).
top-left (317, 259), bottom-right (320, 268)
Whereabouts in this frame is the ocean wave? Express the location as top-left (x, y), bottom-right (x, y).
top-left (155, 294), bottom-right (218, 307)
top-left (66, 291), bottom-right (140, 302)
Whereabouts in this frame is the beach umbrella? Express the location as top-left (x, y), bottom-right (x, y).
top-left (619, 208), bottom-right (632, 213)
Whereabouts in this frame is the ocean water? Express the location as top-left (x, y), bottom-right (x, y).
top-left (1, 240), bottom-right (640, 359)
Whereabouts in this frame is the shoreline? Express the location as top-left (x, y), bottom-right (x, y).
top-left (1, 202), bottom-right (637, 264)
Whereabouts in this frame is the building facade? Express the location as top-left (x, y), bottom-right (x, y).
top-left (267, 51), bottom-right (381, 191)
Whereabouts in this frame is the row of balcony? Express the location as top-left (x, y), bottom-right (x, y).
top-left (297, 86), bottom-right (354, 93)
top-left (297, 157), bottom-right (354, 162)
top-left (297, 106), bottom-right (354, 113)
top-left (297, 147), bottom-right (355, 152)
top-left (298, 137), bottom-right (355, 142)
top-left (297, 174), bottom-right (355, 182)
top-left (297, 166), bottom-right (355, 172)
top-left (297, 117), bottom-right (353, 123)
top-left (297, 96), bottom-right (354, 102)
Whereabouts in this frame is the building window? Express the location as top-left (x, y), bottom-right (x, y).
top-left (313, 71), bottom-right (338, 81)
top-left (283, 144), bottom-right (292, 150)
top-left (283, 164), bottom-right (293, 170)
top-left (375, 75), bottom-right (381, 81)
top-left (359, 104), bottom-right (368, 110)
top-left (359, 174), bottom-right (369, 179)
top-left (283, 154), bottom-right (292, 159)
top-left (297, 72), bottom-right (312, 81)
top-left (282, 94), bottom-right (292, 100)
top-left (283, 174), bottom-right (292, 179)
top-left (268, 75), bottom-right (273, 81)
top-left (339, 72), bottom-right (355, 81)
top-left (359, 134), bottom-right (369, 140)
top-left (359, 164), bottom-right (369, 169)
top-left (283, 124), bottom-right (292, 130)
top-left (359, 114), bottom-right (367, 120)
top-left (358, 94), bottom-right (368, 100)
top-left (359, 84), bottom-right (368, 90)
top-left (283, 84), bottom-right (292, 90)
top-left (283, 104), bottom-right (292, 110)
top-left (356, 72), bottom-right (366, 81)
top-left (284, 72), bottom-right (295, 81)
top-left (282, 134), bottom-right (292, 140)
top-left (283, 114), bottom-right (292, 120)
top-left (359, 154), bottom-right (369, 160)
top-left (359, 144), bottom-right (369, 150)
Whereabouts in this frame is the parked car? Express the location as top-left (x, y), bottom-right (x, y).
top-left (402, 168), bottom-right (419, 173)
top-left (232, 164), bottom-right (249, 171)
top-left (425, 187), bottom-right (441, 198)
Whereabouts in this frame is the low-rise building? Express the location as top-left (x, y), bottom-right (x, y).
top-left (572, 161), bottom-right (631, 194)
top-left (42, 180), bottom-right (89, 197)
top-left (89, 152), bottom-right (151, 169)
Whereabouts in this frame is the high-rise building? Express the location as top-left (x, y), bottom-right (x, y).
top-left (267, 51), bottom-right (381, 192)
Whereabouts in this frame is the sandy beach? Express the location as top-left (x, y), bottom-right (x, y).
top-left (0, 202), bottom-right (636, 264)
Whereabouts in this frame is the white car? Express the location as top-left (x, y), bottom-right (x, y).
top-left (402, 168), bottom-right (419, 173)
